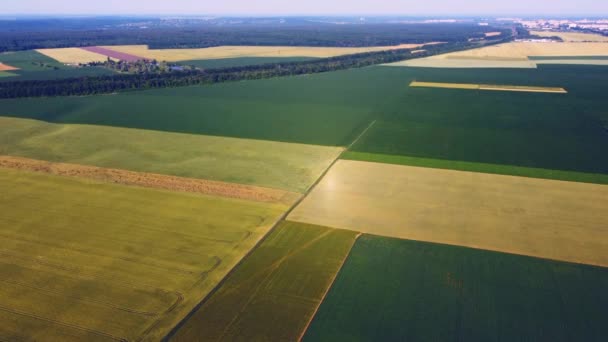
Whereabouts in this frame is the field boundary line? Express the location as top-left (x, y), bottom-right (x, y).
top-left (0, 155), bottom-right (296, 205)
top-left (347, 120), bottom-right (377, 151)
top-left (162, 139), bottom-right (348, 341)
top-left (297, 232), bottom-right (362, 342)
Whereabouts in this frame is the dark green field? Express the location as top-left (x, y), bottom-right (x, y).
top-left (170, 221), bottom-right (358, 342)
top-left (304, 235), bottom-right (608, 342)
top-left (0, 50), bottom-right (113, 81)
top-left (2, 64), bottom-right (608, 177)
top-left (180, 56), bottom-right (318, 69)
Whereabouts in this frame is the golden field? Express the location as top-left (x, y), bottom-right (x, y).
top-left (0, 63), bottom-right (18, 71)
top-left (0, 168), bottom-right (288, 341)
top-left (442, 42), bottom-right (608, 59)
top-left (386, 41), bottom-right (608, 68)
top-left (36, 48), bottom-right (115, 64)
top-left (531, 30), bottom-right (608, 42)
top-left (288, 160), bottom-right (608, 267)
top-left (99, 43), bottom-right (434, 62)
top-left (410, 81), bottom-right (567, 93)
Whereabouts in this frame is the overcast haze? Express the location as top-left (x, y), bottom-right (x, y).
top-left (3, 0), bottom-right (608, 16)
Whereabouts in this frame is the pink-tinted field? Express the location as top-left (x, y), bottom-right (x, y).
top-left (81, 46), bottom-right (146, 62)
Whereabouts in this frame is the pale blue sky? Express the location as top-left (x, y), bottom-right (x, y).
top-left (3, 0), bottom-right (607, 16)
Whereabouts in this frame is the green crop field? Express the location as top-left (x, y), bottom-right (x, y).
top-left (0, 71), bottom-right (17, 78)
top-left (304, 235), bottom-right (608, 342)
top-left (2, 64), bottom-right (608, 178)
top-left (0, 167), bottom-right (287, 341)
top-left (170, 221), bottom-right (358, 342)
top-left (0, 50), bottom-right (113, 81)
top-left (0, 117), bottom-right (342, 192)
top-left (180, 56), bottom-right (317, 69)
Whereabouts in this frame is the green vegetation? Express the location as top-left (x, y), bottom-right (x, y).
top-left (343, 151), bottom-right (608, 185)
top-left (0, 167), bottom-right (287, 341)
top-left (181, 56), bottom-right (318, 69)
top-left (169, 221), bottom-right (358, 342)
top-left (0, 71), bottom-right (17, 78)
top-left (0, 50), bottom-right (113, 81)
top-left (2, 64), bottom-right (608, 177)
top-left (304, 235), bottom-right (608, 342)
top-left (0, 117), bottom-right (342, 192)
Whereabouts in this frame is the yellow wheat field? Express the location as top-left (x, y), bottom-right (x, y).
top-left (531, 31), bottom-right (608, 42)
top-left (36, 48), bottom-right (116, 64)
top-left (98, 43), bottom-right (436, 62)
top-left (410, 81), bottom-right (567, 93)
top-left (443, 42), bottom-right (608, 59)
top-left (288, 160), bottom-right (608, 267)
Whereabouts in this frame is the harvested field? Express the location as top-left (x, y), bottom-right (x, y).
top-left (170, 221), bottom-right (358, 342)
top-left (101, 43), bottom-right (435, 62)
top-left (36, 47), bottom-right (114, 64)
top-left (0, 167), bottom-right (287, 341)
top-left (443, 42), bottom-right (608, 59)
top-left (531, 30), bottom-right (608, 42)
top-left (81, 46), bottom-right (146, 62)
top-left (304, 235), bottom-right (608, 342)
top-left (288, 160), bottom-right (608, 267)
top-left (387, 42), bottom-right (608, 68)
top-left (0, 117), bottom-right (342, 193)
top-left (0, 50), bottom-right (114, 82)
top-left (0, 155), bottom-right (299, 205)
top-left (410, 81), bottom-right (567, 93)
top-left (0, 63), bottom-right (18, 71)
top-left (484, 31), bottom-right (503, 37)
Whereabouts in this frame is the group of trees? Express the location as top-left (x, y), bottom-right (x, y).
top-left (0, 38), bottom-right (511, 99)
top-left (0, 23), bottom-right (510, 52)
top-left (82, 59), bottom-right (192, 74)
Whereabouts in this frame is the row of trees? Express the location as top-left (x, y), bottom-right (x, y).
top-left (0, 39), bottom-right (510, 99)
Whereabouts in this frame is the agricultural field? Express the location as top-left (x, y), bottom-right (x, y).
top-left (531, 30), bottom-right (608, 42)
top-left (0, 50), bottom-right (114, 81)
top-left (169, 221), bottom-right (358, 342)
top-left (343, 152), bottom-right (608, 185)
top-left (288, 160), bottom-right (608, 267)
top-left (36, 47), bottom-right (112, 64)
top-left (0, 167), bottom-right (288, 341)
top-left (97, 43), bottom-right (432, 62)
top-left (179, 56), bottom-right (318, 69)
top-left (304, 235), bottom-right (608, 342)
top-left (0, 71), bottom-right (17, 78)
top-left (442, 41), bottom-right (608, 59)
top-left (0, 155), bottom-right (299, 205)
top-left (387, 41), bottom-right (608, 68)
top-left (410, 81), bottom-right (567, 93)
top-left (0, 117), bottom-right (342, 193)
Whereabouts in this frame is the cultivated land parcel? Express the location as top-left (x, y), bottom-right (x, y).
top-left (289, 160), bottom-right (608, 267)
top-left (0, 167), bottom-right (287, 341)
top-left (0, 117), bottom-right (342, 193)
top-left (1, 36), bottom-right (608, 341)
top-left (3, 63), bottom-right (608, 182)
top-left (170, 221), bottom-right (358, 342)
top-left (304, 235), bottom-right (608, 342)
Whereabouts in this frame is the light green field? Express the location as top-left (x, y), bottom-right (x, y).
top-left (0, 117), bottom-right (342, 193)
top-left (170, 221), bottom-right (359, 342)
top-left (0, 167), bottom-right (287, 341)
top-left (0, 71), bottom-right (17, 78)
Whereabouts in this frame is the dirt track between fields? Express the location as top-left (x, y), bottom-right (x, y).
top-left (0, 155), bottom-right (299, 205)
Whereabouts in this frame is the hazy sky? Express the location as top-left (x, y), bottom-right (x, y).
top-left (3, 0), bottom-right (607, 16)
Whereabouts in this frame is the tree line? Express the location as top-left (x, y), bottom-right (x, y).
top-left (0, 39), bottom-right (511, 99)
